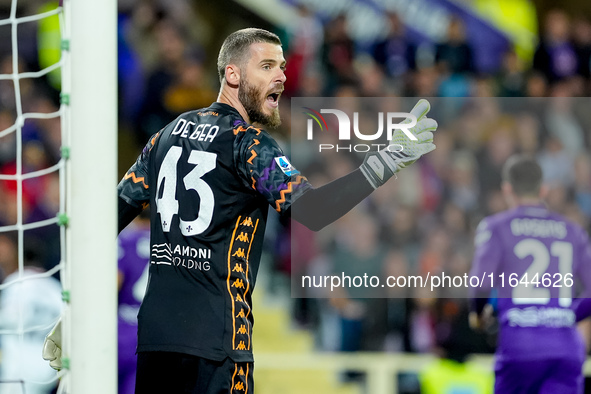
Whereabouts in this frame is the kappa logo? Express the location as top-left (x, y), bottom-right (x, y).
top-left (274, 156), bottom-right (299, 176)
top-left (232, 278), bottom-right (245, 289)
top-left (232, 248), bottom-right (246, 258)
top-left (236, 232), bottom-right (249, 242)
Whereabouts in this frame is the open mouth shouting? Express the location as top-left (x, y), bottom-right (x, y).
top-left (266, 90), bottom-right (282, 109)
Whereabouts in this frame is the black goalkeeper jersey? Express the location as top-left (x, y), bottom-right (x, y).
top-left (118, 102), bottom-right (312, 362)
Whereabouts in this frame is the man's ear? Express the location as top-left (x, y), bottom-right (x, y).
top-left (225, 64), bottom-right (240, 87)
top-left (501, 181), bottom-right (514, 206)
top-left (539, 183), bottom-right (549, 200)
top-left (501, 181), bottom-right (512, 197)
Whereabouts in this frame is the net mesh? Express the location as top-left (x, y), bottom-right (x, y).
top-left (0, 1), bottom-right (68, 393)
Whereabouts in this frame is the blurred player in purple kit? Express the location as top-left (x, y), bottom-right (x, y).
top-left (470, 155), bottom-right (591, 394)
top-left (117, 213), bottom-right (150, 394)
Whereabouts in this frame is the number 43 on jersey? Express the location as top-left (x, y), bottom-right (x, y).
top-left (156, 146), bottom-right (217, 236)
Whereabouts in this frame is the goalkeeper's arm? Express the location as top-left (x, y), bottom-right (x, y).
top-left (119, 196), bottom-right (143, 234)
top-left (290, 99), bottom-right (436, 231)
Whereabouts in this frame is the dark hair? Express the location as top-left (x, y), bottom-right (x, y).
top-left (217, 28), bottom-right (282, 83)
top-left (502, 154), bottom-right (543, 197)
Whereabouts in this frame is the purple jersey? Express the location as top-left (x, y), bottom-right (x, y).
top-left (117, 222), bottom-right (150, 394)
top-left (118, 223), bottom-right (150, 320)
top-left (470, 204), bottom-right (591, 363)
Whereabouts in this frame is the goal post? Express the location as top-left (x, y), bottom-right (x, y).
top-left (63, 0), bottom-right (118, 392)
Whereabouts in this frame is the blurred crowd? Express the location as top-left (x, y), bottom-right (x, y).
top-left (280, 4), bottom-right (591, 366)
top-left (1, 1), bottom-right (591, 391)
top-left (286, 95), bottom-right (591, 361)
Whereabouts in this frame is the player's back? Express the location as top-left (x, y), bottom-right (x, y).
top-left (118, 98), bottom-right (311, 362)
top-left (143, 103), bottom-right (263, 362)
top-left (473, 204), bottom-right (589, 363)
top-left (117, 100), bottom-right (313, 363)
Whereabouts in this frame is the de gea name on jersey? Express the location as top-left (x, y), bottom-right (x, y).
top-left (171, 118), bottom-right (220, 142)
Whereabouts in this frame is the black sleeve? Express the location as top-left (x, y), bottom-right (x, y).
top-left (118, 196), bottom-right (143, 234)
top-left (117, 132), bottom-right (159, 233)
top-left (289, 169), bottom-right (374, 231)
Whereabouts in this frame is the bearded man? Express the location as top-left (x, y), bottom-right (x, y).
top-left (114, 28), bottom-right (435, 393)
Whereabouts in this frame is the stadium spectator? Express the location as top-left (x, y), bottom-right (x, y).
top-left (328, 210), bottom-right (388, 352)
top-left (574, 154), bottom-right (591, 219)
top-left (436, 16), bottom-right (475, 97)
top-left (538, 136), bottom-right (575, 187)
top-left (283, 3), bottom-right (323, 97)
top-left (496, 49), bottom-right (527, 97)
top-left (544, 95), bottom-right (585, 155)
top-left (372, 12), bottom-right (416, 80)
top-left (0, 110), bottom-right (15, 167)
top-left (135, 19), bottom-right (208, 141)
top-left (573, 17), bottom-right (591, 81)
top-left (383, 250), bottom-right (411, 345)
top-left (320, 14), bottom-right (357, 93)
top-left (435, 16), bottom-right (475, 75)
top-left (525, 71), bottom-right (549, 97)
top-left (533, 10), bottom-right (578, 83)
top-left (26, 172), bottom-right (61, 272)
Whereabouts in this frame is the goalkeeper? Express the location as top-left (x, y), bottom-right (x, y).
top-left (45, 28), bottom-right (436, 393)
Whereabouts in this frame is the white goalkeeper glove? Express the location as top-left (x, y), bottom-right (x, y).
top-left (359, 99), bottom-right (437, 189)
top-left (42, 317), bottom-right (63, 371)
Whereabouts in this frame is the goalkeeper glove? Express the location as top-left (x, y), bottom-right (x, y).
top-left (42, 317), bottom-right (63, 371)
top-left (359, 99), bottom-right (437, 189)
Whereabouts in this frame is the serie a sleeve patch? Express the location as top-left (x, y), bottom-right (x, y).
top-left (274, 156), bottom-right (299, 176)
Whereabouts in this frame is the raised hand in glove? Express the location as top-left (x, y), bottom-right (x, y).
top-left (359, 99), bottom-right (437, 189)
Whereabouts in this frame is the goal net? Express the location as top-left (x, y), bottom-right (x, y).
top-left (0, 0), bottom-right (117, 393)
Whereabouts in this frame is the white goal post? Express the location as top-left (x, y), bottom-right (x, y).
top-left (63, 0), bottom-right (118, 392)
